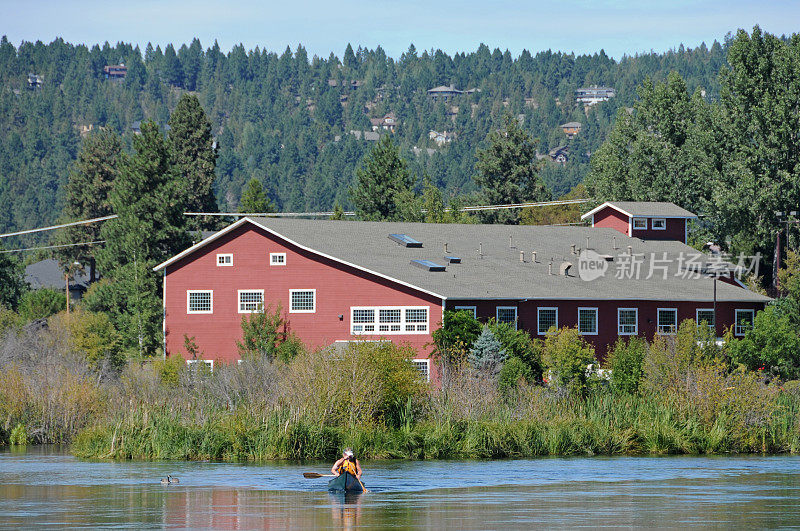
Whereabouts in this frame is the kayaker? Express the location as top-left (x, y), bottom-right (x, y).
top-left (331, 448), bottom-right (362, 479)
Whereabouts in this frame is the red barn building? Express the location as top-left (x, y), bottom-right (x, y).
top-left (154, 206), bottom-right (769, 379)
top-left (582, 201), bottom-right (697, 244)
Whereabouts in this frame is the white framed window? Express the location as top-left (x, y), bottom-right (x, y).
top-left (632, 217), bottom-right (647, 230)
top-left (350, 306), bottom-right (429, 335)
top-left (537, 307), bottom-right (558, 335)
top-left (735, 309), bottom-right (755, 336)
top-left (454, 305), bottom-right (477, 318)
top-left (187, 290), bottom-right (213, 314)
top-left (186, 359), bottom-right (213, 371)
top-left (696, 309), bottom-right (715, 330)
top-left (617, 308), bottom-right (637, 335)
top-left (270, 252), bottom-right (286, 266)
top-left (411, 359), bottom-right (430, 382)
top-left (238, 289), bottom-right (264, 313)
top-left (657, 308), bottom-right (678, 334)
top-left (289, 289), bottom-right (316, 313)
top-left (651, 218), bottom-right (666, 230)
top-left (216, 253), bottom-right (233, 266)
top-left (578, 307), bottom-right (598, 335)
top-left (496, 307), bottom-right (518, 329)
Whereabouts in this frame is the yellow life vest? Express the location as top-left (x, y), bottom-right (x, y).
top-left (338, 459), bottom-right (357, 475)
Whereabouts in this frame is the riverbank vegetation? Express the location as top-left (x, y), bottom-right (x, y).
top-left (2, 301), bottom-right (800, 460)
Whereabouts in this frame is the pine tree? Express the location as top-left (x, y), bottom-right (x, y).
top-left (474, 114), bottom-right (549, 224)
top-left (98, 121), bottom-right (190, 357)
top-left (0, 249), bottom-right (26, 310)
top-left (168, 94), bottom-right (219, 231)
top-left (468, 326), bottom-right (507, 374)
top-left (53, 129), bottom-right (122, 282)
top-left (239, 178), bottom-right (274, 213)
top-left (350, 135), bottom-right (414, 221)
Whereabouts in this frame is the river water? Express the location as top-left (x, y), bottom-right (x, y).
top-left (2, 447), bottom-right (800, 528)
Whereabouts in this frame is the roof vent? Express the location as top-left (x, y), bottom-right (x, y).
top-left (389, 234), bottom-right (422, 248)
top-left (444, 256), bottom-right (461, 264)
top-left (411, 259), bottom-right (446, 272)
top-left (560, 262), bottom-right (573, 276)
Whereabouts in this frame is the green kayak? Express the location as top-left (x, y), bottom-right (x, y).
top-left (327, 471), bottom-right (364, 493)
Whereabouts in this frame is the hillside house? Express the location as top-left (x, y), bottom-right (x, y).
top-left (154, 205), bottom-right (768, 378)
top-left (103, 64), bottom-right (127, 80)
top-left (427, 85), bottom-right (462, 102)
top-left (370, 113), bottom-right (397, 132)
top-left (27, 74), bottom-right (44, 89)
top-left (576, 86), bottom-right (615, 105)
top-left (429, 130), bottom-right (455, 145)
top-left (560, 122), bottom-right (582, 138)
top-left (25, 259), bottom-right (92, 302)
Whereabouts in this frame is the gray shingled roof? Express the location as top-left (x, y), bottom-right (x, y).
top-left (238, 218), bottom-right (767, 303)
top-left (25, 259), bottom-right (91, 291)
top-left (604, 202), bottom-right (697, 218)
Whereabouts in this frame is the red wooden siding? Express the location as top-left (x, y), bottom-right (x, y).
top-left (631, 217), bottom-right (686, 243)
top-left (164, 224), bottom-right (442, 365)
top-left (448, 299), bottom-right (765, 359)
top-left (592, 208), bottom-right (630, 236)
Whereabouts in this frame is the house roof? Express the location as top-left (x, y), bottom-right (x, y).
top-left (581, 201), bottom-right (697, 220)
top-left (154, 218), bottom-right (768, 304)
top-left (428, 85), bottom-right (461, 93)
top-left (25, 259), bottom-right (92, 292)
top-left (560, 122), bottom-right (582, 128)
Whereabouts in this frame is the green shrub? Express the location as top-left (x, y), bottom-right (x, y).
top-left (608, 336), bottom-right (647, 394)
top-left (10, 423), bottom-right (28, 445)
top-left (153, 355), bottom-right (185, 386)
top-left (432, 309), bottom-right (482, 364)
top-left (489, 320), bottom-right (543, 381)
top-left (498, 357), bottom-right (532, 394)
top-left (728, 305), bottom-right (800, 380)
top-left (237, 303), bottom-right (305, 362)
top-left (542, 327), bottom-right (596, 395)
top-left (17, 288), bottom-right (65, 322)
top-left (62, 310), bottom-right (124, 370)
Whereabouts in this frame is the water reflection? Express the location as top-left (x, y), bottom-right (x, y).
top-left (2, 448), bottom-right (800, 528)
top-left (329, 492), bottom-right (363, 529)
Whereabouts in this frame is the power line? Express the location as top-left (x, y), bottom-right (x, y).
top-left (183, 199), bottom-right (592, 218)
top-left (0, 215), bottom-right (118, 238)
top-left (0, 240), bottom-right (106, 254)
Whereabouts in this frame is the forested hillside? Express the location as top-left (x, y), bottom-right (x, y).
top-left (0, 35), bottom-right (728, 235)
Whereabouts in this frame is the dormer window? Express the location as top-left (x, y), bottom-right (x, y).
top-left (632, 218), bottom-right (647, 230)
top-left (651, 218), bottom-right (666, 230)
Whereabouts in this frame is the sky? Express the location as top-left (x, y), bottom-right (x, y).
top-left (2, 0), bottom-right (799, 59)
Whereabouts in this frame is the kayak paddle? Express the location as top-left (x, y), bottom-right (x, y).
top-left (303, 472), bottom-right (335, 478)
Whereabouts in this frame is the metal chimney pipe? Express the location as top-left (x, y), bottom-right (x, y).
top-left (548, 262), bottom-right (553, 275)
top-left (532, 251), bottom-right (537, 262)
top-left (479, 242), bottom-right (483, 259)
top-left (586, 236), bottom-right (590, 249)
top-left (613, 236), bottom-right (617, 250)
top-left (509, 235), bottom-right (513, 248)
top-left (444, 242), bottom-right (448, 253)
top-left (627, 245), bottom-right (633, 255)
top-left (519, 251), bottom-right (525, 262)
top-left (571, 244), bottom-right (576, 254)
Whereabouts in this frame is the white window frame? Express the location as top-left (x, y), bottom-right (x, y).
top-left (632, 217), bottom-right (647, 230)
top-left (238, 289), bottom-right (264, 313)
top-left (186, 359), bottom-right (214, 371)
top-left (696, 308), bottom-right (715, 330)
top-left (651, 218), bottom-right (667, 230)
top-left (617, 307), bottom-right (638, 335)
top-left (578, 307), bottom-right (598, 335)
top-left (216, 253), bottom-right (233, 267)
top-left (496, 306), bottom-right (518, 329)
top-left (289, 289), bottom-right (316, 313)
top-left (657, 308), bottom-right (678, 335)
top-left (735, 309), bottom-right (755, 336)
top-left (350, 306), bottom-right (430, 335)
top-left (270, 252), bottom-right (286, 266)
top-left (537, 307), bottom-right (558, 335)
top-left (187, 290), bottom-right (213, 314)
top-left (454, 305), bottom-right (477, 318)
top-left (411, 359), bottom-right (430, 382)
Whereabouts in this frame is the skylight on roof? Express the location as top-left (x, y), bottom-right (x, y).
top-left (389, 233), bottom-right (422, 247)
top-left (444, 256), bottom-right (461, 264)
top-left (410, 259), bottom-right (446, 272)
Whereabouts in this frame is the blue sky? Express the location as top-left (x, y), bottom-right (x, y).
top-left (2, 0), bottom-right (798, 59)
